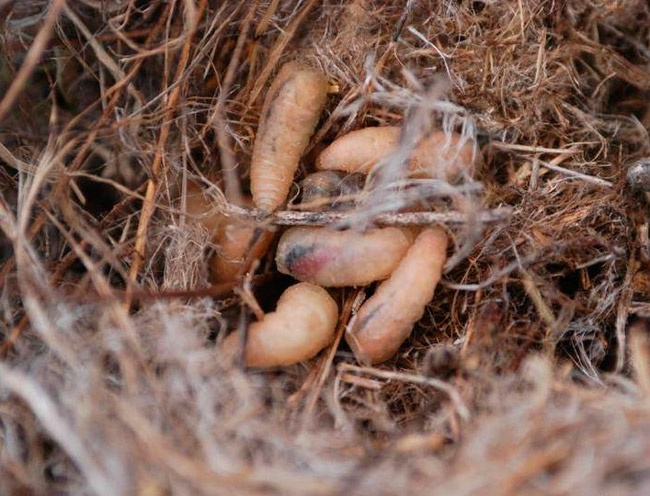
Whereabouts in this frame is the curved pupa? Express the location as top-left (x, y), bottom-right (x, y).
top-left (222, 282), bottom-right (338, 368)
top-left (346, 227), bottom-right (448, 364)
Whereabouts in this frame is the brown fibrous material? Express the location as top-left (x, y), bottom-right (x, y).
top-left (2, 1), bottom-right (650, 494)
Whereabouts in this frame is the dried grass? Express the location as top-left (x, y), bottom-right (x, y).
top-left (2, 0), bottom-right (650, 494)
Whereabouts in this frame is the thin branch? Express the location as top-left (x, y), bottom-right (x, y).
top-left (491, 142), bottom-right (580, 155)
top-left (228, 205), bottom-right (511, 227)
top-left (539, 159), bottom-right (613, 188)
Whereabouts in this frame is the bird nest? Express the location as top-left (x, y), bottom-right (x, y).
top-left (2, 1), bottom-right (650, 494)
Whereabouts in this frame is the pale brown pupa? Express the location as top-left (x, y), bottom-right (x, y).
top-left (251, 62), bottom-right (328, 213)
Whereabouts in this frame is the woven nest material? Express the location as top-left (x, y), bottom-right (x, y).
top-left (2, 1), bottom-right (650, 494)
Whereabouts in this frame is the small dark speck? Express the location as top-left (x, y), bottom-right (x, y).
top-left (283, 244), bottom-right (315, 270)
top-left (356, 303), bottom-right (384, 331)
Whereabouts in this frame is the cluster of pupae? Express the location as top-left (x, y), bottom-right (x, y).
top-left (185, 62), bottom-right (478, 367)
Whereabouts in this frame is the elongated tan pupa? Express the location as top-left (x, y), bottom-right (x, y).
top-left (299, 170), bottom-right (364, 210)
top-left (184, 181), bottom-right (223, 234)
top-left (251, 62), bottom-right (328, 213)
top-left (346, 227), bottom-right (447, 364)
top-left (222, 282), bottom-right (338, 368)
top-left (316, 126), bottom-right (476, 180)
top-left (184, 185), bottom-right (273, 283)
top-left (276, 226), bottom-right (414, 287)
top-left (210, 217), bottom-right (274, 284)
